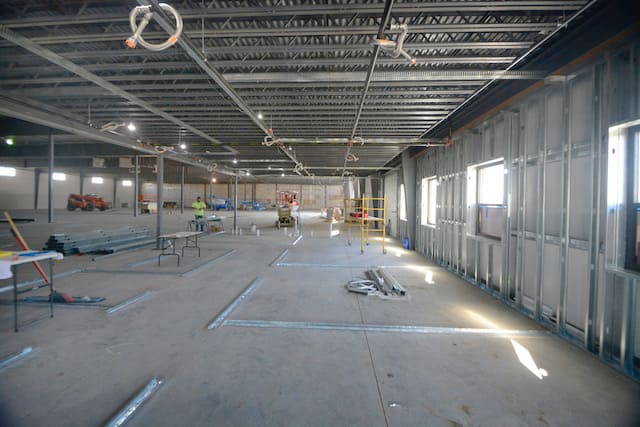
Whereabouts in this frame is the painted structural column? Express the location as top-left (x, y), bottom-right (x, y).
top-left (401, 150), bottom-right (417, 249)
top-left (48, 132), bottom-right (54, 223)
top-left (79, 170), bottom-right (84, 196)
top-left (233, 174), bottom-right (238, 231)
top-left (34, 169), bottom-right (40, 210)
top-left (180, 166), bottom-right (185, 214)
top-left (133, 156), bottom-right (139, 217)
top-left (155, 154), bottom-right (164, 248)
top-left (112, 178), bottom-right (118, 210)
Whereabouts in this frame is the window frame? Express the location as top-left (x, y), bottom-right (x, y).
top-left (624, 125), bottom-right (640, 271)
top-left (399, 183), bottom-right (407, 221)
top-left (421, 176), bottom-right (437, 227)
top-left (467, 159), bottom-right (505, 240)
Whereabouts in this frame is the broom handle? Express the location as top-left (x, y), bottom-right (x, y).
top-left (3, 211), bottom-right (50, 284)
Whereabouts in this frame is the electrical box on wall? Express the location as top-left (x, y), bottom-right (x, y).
top-left (92, 158), bottom-right (105, 168)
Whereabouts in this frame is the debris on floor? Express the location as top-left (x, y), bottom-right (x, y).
top-left (23, 291), bottom-right (105, 304)
top-left (346, 268), bottom-right (408, 298)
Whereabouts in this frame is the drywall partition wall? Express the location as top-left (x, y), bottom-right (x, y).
top-left (0, 167), bottom-right (35, 210)
top-left (409, 40), bottom-right (640, 380)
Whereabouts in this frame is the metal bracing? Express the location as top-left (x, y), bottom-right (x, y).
top-left (0, 23), bottom-right (562, 46)
top-left (422, 0), bottom-right (598, 138)
top-left (412, 37), bottom-right (640, 382)
top-left (0, 2), bottom-right (586, 28)
top-left (0, 56), bottom-right (517, 76)
top-left (137, 0), bottom-right (311, 176)
top-left (0, 0), bottom-right (600, 178)
top-left (0, 24), bottom-right (237, 154)
top-left (0, 94), bottom-right (235, 176)
top-left (351, 0), bottom-right (394, 140)
top-left (0, 42), bottom-right (533, 64)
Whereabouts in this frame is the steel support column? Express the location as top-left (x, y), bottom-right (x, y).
top-left (155, 154), bottom-right (164, 248)
top-left (134, 156), bottom-right (139, 217)
top-left (47, 133), bottom-right (54, 223)
top-left (558, 81), bottom-right (572, 336)
top-left (113, 178), bottom-right (118, 211)
top-left (34, 169), bottom-right (40, 210)
top-left (586, 64), bottom-right (604, 351)
top-left (233, 174), bottom-right (238, 231)
top-left (402, 150), bottom-right (417, 249)
top-left (180, 166), bottom-right (185, 214)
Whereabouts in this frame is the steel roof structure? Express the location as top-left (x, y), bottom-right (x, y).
top-left (0, 0), bottom-right (621, 181)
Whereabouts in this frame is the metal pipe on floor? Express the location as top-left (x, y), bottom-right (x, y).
top-left (104, 377), bottom-right (164, 427)
top-left (207, 277), bottom-right (263, 330)
top-left (0, 347), bottom-right (33, 370)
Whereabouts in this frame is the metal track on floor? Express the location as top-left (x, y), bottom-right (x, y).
top-left (223, 319), bottom-right (549, 336)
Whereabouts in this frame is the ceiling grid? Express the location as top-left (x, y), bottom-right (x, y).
top-left (0, 1), bottom-right (595, 179)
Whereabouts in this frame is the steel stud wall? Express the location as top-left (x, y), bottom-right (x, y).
top-left (388, 40), bottom-right (640, 380)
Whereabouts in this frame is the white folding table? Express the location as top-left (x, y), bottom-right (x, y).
top-left (0, 251), bottom-right (64, 332)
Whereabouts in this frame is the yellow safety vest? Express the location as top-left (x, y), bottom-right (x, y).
top-left (192, 201), bottom-right (206, 216)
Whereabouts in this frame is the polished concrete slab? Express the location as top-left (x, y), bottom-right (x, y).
top-left (0, 209), bottom-right (638, 426)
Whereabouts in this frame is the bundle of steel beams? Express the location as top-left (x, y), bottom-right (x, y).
top-left (44, 226), bottom-right (154, 255)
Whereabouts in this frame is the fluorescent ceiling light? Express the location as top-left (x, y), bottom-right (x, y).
top-left (5, 138), bottom-right (14, 145)
top-left (127, 123), bottom-right (136, 131)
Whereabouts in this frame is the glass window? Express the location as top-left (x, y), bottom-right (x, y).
top-left (91, 176), bottom-right (104, 184)
top-left (626, 127), bottom-right (640, 271)
top-left (52, 172), bottom-right (66, 181)
top-left (400, 184), bottom-right (407, 221)
top-left (477, 163), bottom-right (504, 239)
top-left (421, 177), bottom-right (437, 226)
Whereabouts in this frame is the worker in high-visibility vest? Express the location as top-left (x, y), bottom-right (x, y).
top-left (191, 196), bottom-right (207, 231)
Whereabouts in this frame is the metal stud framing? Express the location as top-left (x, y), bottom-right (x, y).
top-left (403, 41), bottom-right (640, 381)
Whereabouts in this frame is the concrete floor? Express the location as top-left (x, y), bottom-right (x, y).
top-left (0, 208), bottom-right (638, 426)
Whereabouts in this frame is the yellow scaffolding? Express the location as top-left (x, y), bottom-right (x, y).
top-left (343, 198), bottom-right (361, 246)
top-left (359, 194), bottom-right (386, 254)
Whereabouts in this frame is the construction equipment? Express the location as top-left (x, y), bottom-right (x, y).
top-left (275, 191), bottom-right (299, 228)
top-left (67, 194), bottom-right (108, 211)
top-left (276, 206), bottom-right (294, 228)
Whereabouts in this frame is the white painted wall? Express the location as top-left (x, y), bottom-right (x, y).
top-left (37, 172), bottom-right (81, 210)
top-left (0, 168), bottom-right (128, 211)
top-left (114, 179), bottom-right (135, 209)
top-left (0, 167), bottom-right (35, 210)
